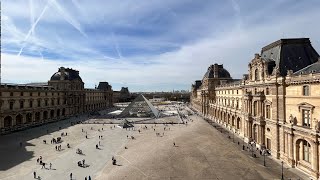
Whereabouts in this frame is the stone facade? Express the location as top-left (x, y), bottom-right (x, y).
top-left (191, 38), bottom-right (320, 179)
top-left (0, 67), bottom-right (113, 134)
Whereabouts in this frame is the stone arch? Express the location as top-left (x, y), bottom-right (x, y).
top-left (26, 113), bottom-right (32, 123)
top-left (16, 114), bottom-right (23, 125)
top-left (4, 116), bottom-right (13, 128)
top-left (295, 138), bottom-right (313, 166)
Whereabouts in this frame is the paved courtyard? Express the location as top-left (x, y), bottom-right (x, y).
top-left (0, 108), bottom-right (309, 180)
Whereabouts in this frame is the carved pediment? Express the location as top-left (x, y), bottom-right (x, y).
top-left (298, 102), bottom-right (315, 113)
top-left (264, 99), bottom-right (272, 105)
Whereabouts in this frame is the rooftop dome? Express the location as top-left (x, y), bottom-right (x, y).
top-left (203, 63), bottom-right (231, 79)
top-left (50, 67), bottom-right (82, 81)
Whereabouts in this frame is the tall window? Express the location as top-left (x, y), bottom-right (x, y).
top-left (253, 101), bottom-right (258, 116)
top-left (302, 109), bottom-right (311, 127)
top-left (266, 105), bottom-right (271, 119)
top-left (303, 85), bottom-right (309, 96)
top-left (45, 100), bottom-right (48, 106)
top-left (266, 88), bottom-right (270, 95)
top-left (303, 141), bottom-right (311, 162)
top-left (37, 99), bottom-right (41, 107)
top-left (255, 69), bottom-right (259, 81)
top-left (29, 100), bottom-right (33, 108)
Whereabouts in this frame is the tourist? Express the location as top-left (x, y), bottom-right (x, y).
top-left (33, 171), bottom-right (36, 178)
top-left (86, 135), bottom-right (88, 139)
top-left (88, 176), bottom-right (91, 180)
top-left (82, 159), bottom-right (85, 166)
top-left (99, 141), bottom-right (101, 146)
top-left (40, 156), bottom-right (42, 161)
top-left (70, 173), bottom-right (73, 180)
top-left (37, 158), bottom-right (39, 164)
top-left (41, 162), bottom-right (45, 169)
top-left (96, 144), bottom-right (98, 149)
top-left (173, 142), bottom-right (175, 147)
top-left (49, 163), bottom-right (52, 169)
top-left (55, 146), bottom-right (57, 151)
top-left (85, 177), bottom-right (87, 180)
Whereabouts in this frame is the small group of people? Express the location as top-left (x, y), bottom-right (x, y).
top-left (51, 137), bottom-right (61, 144)
top-left (55, 145), bottom-right (62, 151)
top-left (98, 135), bottom-right (103, 139)
top-left (77, 159), bottom-right (87, 168)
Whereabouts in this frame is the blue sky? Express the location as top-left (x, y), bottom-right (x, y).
top-left (2, 0), bottom-right (320, 91)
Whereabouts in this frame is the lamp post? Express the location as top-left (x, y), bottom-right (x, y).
top-left (281, 161), bottom-right (284, 180)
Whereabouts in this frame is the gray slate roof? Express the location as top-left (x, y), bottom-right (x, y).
top-left (261, 38), bottom-right (319, 76)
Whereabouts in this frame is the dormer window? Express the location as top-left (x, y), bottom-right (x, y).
top-left (255, 69), bottom-right (260, 81)
top-left (302, 85), bottom-right (309, 96)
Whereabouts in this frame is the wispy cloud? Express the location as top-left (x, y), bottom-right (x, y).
top-left (2, 0), bottom-right (320, 91)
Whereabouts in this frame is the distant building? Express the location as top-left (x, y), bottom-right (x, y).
top-left (0, 67), bottom-right (113, 134)
top-left (191, 38), bottom-right (320, 179)
top-left (113, 87), bottom-right (131, 102)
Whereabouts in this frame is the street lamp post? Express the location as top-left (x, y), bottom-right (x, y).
top-left (281, 161), bottom-right (284, 180)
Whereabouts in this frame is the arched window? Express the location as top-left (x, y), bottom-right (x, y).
top-left (303, 140), bottom-right (311, 162)
top-left (255, 69), bottom-right (260, 81)
top-left (303, 85), bottom-right (309, 96)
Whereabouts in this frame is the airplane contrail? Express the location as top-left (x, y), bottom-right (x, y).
top-left (49, 0), bottom-right (87, 37)
top-left (18, 1), bottom-right (49, 56)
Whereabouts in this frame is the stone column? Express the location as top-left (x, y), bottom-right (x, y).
top-left (312, 141), bottom-right (319, 178)
top-left (288, 132), bottom-right (295, 167)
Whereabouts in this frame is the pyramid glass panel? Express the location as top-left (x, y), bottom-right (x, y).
top-left (119, 94), bottom-right (160, 118)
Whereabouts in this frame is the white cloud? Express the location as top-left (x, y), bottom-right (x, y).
top-left (2, 0), bottom-right (320, 91)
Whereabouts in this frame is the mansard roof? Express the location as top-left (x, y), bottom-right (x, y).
top-left (261, 38), bottom-right (319, 76)
top-left (203, 64), bottom-right (231, 79)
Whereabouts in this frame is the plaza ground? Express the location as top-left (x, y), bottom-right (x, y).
top-left (0, 107), bottom-right (310, 180)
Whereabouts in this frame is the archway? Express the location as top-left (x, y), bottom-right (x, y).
top-left (16, 114), bottom-right (23, 125)
top-left (295, 139), bottom-right (312, 165)
top-left (4, 116), bottom-right (13, 128)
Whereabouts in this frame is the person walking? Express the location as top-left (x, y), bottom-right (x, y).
top-left (49, 163), bottom-right (52, 169)
top-left (33, 171), bottom-right (36, 179)
top-left (85, 177), bottom-right (87, 180)
top-left (88, 176), bottom-right (91, 180)
top-left (70, 173), bottom-right (73, 180)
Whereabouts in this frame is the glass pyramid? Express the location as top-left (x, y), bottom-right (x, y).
top-left (119, 94), bottom-right (160, 118)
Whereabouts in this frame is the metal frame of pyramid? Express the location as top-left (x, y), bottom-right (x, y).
top-left (119, 94), bottom-right (160, 118)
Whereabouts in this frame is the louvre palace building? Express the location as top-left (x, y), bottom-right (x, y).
top-left (0, 67), bottom-right (113, 134)
top-left (191, 38), bottom-right (320, 178)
